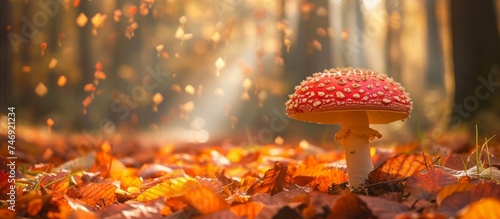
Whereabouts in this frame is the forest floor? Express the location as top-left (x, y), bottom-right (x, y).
top-left (1, 125), bottom-right (500, 219)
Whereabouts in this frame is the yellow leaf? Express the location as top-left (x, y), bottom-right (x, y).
top-left (136, 177), bottom-right (200, 202)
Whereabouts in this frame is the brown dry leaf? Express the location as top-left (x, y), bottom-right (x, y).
top-left (195, 177), bottom-right (223, 192)
top-left (437, 182), bottom-right (500, 217)
top-left (96, 198), bottom-right (166, 218)
top-left (181, 186), bottom-right (229, 214)
top-left (0, 171), bottom-right (12, 199)
top-left (66, 182), bottom-right (117, 207)
top-left (394, 212), bottom-right (447, 219)
top-left (136, 176), bottom-right (200, 202)
top-left (436, 183), bottom-right (474, 205)
top-left (405, 168), bottom-right (457, 202)
top-left (230, 202), bottom-right (264, 219)
top-left (247, 161), bottom-right (294, 196)
top-left (458, 198), bottom-right (500, 219)
top-left (328, 192), bottom-right (376, 219)
top-left (369, 153), bottom-right (434, 184)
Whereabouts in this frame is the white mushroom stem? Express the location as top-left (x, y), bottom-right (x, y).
top-left (334, 111), bottom-right (381, 189)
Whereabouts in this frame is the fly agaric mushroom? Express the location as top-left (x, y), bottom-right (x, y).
top-left (285, 67), bottom-right (412, 188)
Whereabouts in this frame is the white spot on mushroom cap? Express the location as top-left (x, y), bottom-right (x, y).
top-left (336, 91), bottom-right (345, 99)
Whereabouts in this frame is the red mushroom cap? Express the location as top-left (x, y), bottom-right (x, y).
top-left (285, 67), bottom-right (412, 124)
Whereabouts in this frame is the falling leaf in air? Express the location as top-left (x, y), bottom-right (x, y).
top-left (212, 32), bottom-right (221, 45)
top-left (91, 13), bottom-right (107, 29)
top-left (247, 161), bottom-right (295, 196)
top-left (328, 192), bottom-right (376, 219)
top-left (181, 186), bottom-right (229, 215)
top-left (175, 27), bottom-right (184, 39)
top-left (179, 15), bottom-right (187, 24)
top-left (136, 176), bottom-right (200, 202)
top-left (66, 182), bottom-right (117, 207)
top-left (113, 9), bottom-right (122, 22)
top-left (215, 57), bottom-right (225, 77)
top-left (76, 12), bottom-right (88, 27)
top-left (84, 83), bottom-right (96, 92)
top-left (48, 58), bottom-right (58, 69)
top-left (58, 33), bottom-right (65, 47)
top-left (57, 76), bottom-right (67, 87)
top-left (82, 96), bottom-right (93, 114)
top-left (171, 84), bottom-right (181, 93)
top-left (40, 43), bottom-right (47, 56)
top-left (128, 5), bottom-right (138, 17)
top-left (156, 45), bottom-right (164, 56)
top-left (312, 39), bottom-right (322, 51)
top-left (46, 118), bottom-right (54, 133)
top-left (35, 82), bottom-right (48, 97)
top-left (22, 65), bottom-right (31, 73)
top-left (152, 93), bottom-right (163, 112)
top-left (138, 3), bottom-right (149, 16)
top-left (184, 85), bottom-right (195, 95)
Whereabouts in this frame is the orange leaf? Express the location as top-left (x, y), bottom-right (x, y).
top-left (458, 198), bottom-right (500, 219)
top-left (247, 161), bottom-right (294, 196)
top-left (136, 176), bottom-right (199, 202)
top-left (328, 192), bottom-right (376, 219)
top-left (369, 153), bottom-right (433, 184)
top-left (230, 202), bottom-right (264, 219)
top-left (436, 183), bottom-right (473, 205)
top-left (437, 182), bottom-right (500, 217)
top-left (39, 170), bottom-right (71, 193)
top-left (181, 186), bottom-right (229, 214)
top-left (66, 182), bottom-right (117, 207)
top-left (83, 83), bottom-right (96, 92)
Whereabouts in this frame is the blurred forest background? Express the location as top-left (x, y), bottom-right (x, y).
top-left (1, 0), bottom-right (499, 148)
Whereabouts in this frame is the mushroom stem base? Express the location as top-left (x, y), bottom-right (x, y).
top-left (343, 133), bottom-right (373, 188)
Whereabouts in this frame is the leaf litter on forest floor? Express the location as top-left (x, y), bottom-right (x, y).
top-left (4, 130), bottom-right (500, 218)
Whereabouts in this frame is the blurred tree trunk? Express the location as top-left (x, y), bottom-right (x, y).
top-left (450, 0), bottom-right (500, 127)
top-left (0, 1), bottom-right (12, 112)
top-left (426, 0), bottom-right (444, 88)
